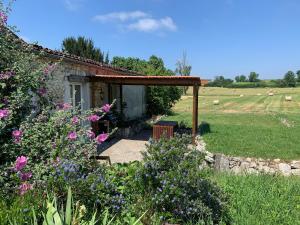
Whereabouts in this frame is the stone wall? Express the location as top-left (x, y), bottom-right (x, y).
top-left (196, 137), bottom-right (300, 176)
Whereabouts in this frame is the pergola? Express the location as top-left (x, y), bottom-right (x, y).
top-left (89, 75), bottom-right (202, 143)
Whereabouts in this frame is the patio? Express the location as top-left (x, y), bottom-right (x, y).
top-left (99, 129), bottom-right (151, 163)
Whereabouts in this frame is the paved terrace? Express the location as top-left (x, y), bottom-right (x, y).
top-left (99, 130), bottom-right (151, 164)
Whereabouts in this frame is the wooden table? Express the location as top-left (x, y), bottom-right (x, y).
top-left (153, 121), bottom-right (178, 140)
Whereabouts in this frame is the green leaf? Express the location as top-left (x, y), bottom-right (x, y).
top-left (65, 186), bottom-right (72, 225)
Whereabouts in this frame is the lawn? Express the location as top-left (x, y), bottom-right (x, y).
top-left (165, 87), bottom-right (300, 160)
top-left (211, 172), bottom-right (300, 225)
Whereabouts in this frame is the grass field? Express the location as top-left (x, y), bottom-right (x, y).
top-left (211, 172), bottom-right (300, 225)
top-left (165, 87), bottom-right (300, 160)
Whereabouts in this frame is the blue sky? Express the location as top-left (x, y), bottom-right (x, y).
top-left (5, 0), bottom-right (300, 79)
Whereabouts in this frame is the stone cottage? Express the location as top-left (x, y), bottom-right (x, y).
top-left (35, 45), bottom-right (147, 121)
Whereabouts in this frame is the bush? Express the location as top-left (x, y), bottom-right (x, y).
top-left (135, 134), bottom-right (230, 224)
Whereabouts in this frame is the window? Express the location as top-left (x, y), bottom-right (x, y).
top-left (69, 83), bottom-right (82, 110)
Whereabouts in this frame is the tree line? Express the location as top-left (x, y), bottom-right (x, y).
top-left (208, 71), bottom-right (300, 88)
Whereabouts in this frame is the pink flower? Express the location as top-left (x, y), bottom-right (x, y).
top-left (19, 183), bottom-right (33, 195)
top-left (0, 109), bottom-right (9, 119)
top-left (37, 87), bottom-right (47, 96)
top-left (68, 131), bottom-right (77, 141)
top-left (57, 103), bottom-right (72, 110)
top-left (72, 116), bottom-right (79, 124)
top-left (95, 133), bottom-right (108, 144)
top-left (12, 130), bottom-right (23, 143)
top-left (43, 64), bottom-right (56, 76)
top-left (19, 172), bottom-right (32, 181)
top-left (0, 12), bottom-right (7, 25)
top-left (101, 104), bottom-right (111, 113)
top-left (87, 114), bottom-right (100, 122)
top-left (15, 156), bottom-right (28, 171)
top-left (0, 71), bottom-right (15, 80)
top-left (86, 130), bottom-right (95, 139)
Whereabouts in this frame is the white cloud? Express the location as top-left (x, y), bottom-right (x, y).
top-left (93, 11), bottom-right (149, 22)
top-left (128, 17), bottom-right (177, 32)
top-left (93, 11), bottom-right (177, 33)
top-left (64, 0), bottom-right (84, 11)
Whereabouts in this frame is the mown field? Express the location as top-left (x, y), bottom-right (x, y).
top-left (165, 87), bottom-right (300, 160)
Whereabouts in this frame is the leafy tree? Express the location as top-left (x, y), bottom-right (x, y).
top-left (283, 71), bottom-right (296, 87)
top-left (175, 52), bottom-right (192, 95)
top-left (62, 36), bottom-right (108, 63)
top-left (235, 75), bottom-right (247, 82)
top-left (248, 72), bottom-right (259, 82)
top-left (296, 70), bottom-right (300, 82)
top-left (111, 55), bottom-right (182, 115)
top-left (209, 76), bottom-right (233, 87)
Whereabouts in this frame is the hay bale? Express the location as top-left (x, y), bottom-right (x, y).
top-left (213, 100), bottom-right (220, 105)
top-left (240, 94), bottom-right (244, 97)
top-left (257, 93), bottom-right (262, 96)
top-left (268, 92), bottom-right (274, 96)
top-left (285, 96), bottom-right (292, 101)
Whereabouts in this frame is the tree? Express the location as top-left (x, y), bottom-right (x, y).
top-left (283, 71), bottom-right (296, 87)
top-left (235, 75), bottom-right (247, 82)
top-left (210, 76), bottom-right (233, 87)
top-left (62, 36), bottom-right (107, 63)
top-left (296, 70), bottom-right (300, 82)
top-left (111, 55), bottom-right (182, 115)
top-left (175, 52), bottom-right (192, 95)
top-left (248, 72), bottom-right (259, 82)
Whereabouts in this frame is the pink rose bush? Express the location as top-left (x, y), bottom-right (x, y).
top-left (96, 133), bottom-right (108, 144)
top-left (19, 182), bottom-right (32, 195)
top-left (13, 156), bottom-right (33, 195)
top-left (0, 108), bottom-right (9, 119)
top-left (0, 11), bottom-right (7, 26)
top-left (0, 71), bottom-right (15, 80)
top-left (101, 104), bottom-right (111, 113)
top-left (87, 114), bottom-right (100, 122)
top-left (72, 116), bottom-right (79, 124)
top-left (68, 131), bottom-right (77, 141)
top-left (87, 130), bottom-right (95, 139)
top-left (12, 130), bottom-right (22, 143)
top-left (43, 63), bottom-right (57, 76)
top-left (14, 156), bottom-right (27, 171)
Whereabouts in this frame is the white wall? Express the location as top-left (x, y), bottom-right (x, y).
top-left (123, 85), bottom-right (146, 120)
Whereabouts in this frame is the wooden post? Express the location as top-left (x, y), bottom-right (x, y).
top-left (119, 85), bottom-right (123, 115)
top-left (91, 82), bottom-right (95, 108)
top-left (108, 83), bottom-right (112, 104)
top-left (192, 85), bottom-right (199, 144)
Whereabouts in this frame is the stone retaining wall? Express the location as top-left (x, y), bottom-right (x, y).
top-left (196, 137), bottom-right (300, 176)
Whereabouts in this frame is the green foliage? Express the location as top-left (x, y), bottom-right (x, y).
top-left (0, 26), bottom-right (52, 164)
top-left (62, 36), bottom-right (109, 63)
top-left (234, 75), bottom-right (247, 82)
top-left (296, 70), bottom-right (300, 82)
top-left (135, 134), bottom-right (230, 224)
top-left (41, 187), bottom-right (97, 225)
top-left (248, 72), bottom-right (259, 82)
top-left (283, 70), bottom-right (296, 87)
top-left (112, 55), bottom-right (182, 115)
top-left (212, 172), bottom-right (300, 225)
top-left (207, 76), bottom-right (233, 87)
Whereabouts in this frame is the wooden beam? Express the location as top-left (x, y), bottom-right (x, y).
top-left (192, 85), bottom-right (199, 144)
top-left (89, 75), bottom-right (201, 86)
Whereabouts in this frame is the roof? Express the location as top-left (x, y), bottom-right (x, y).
top-left (32, 45), bottom-right (143, 76)
top-left (89, 75), bottom-right (202, 86)
top-left (2, 26), bottom-right (142, 76)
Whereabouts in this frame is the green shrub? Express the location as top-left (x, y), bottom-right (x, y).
top-left (135, 134), bottom-right (230, 224)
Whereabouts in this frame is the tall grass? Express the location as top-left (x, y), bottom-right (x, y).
top-left (211, 172), bottom-right (300, 225)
